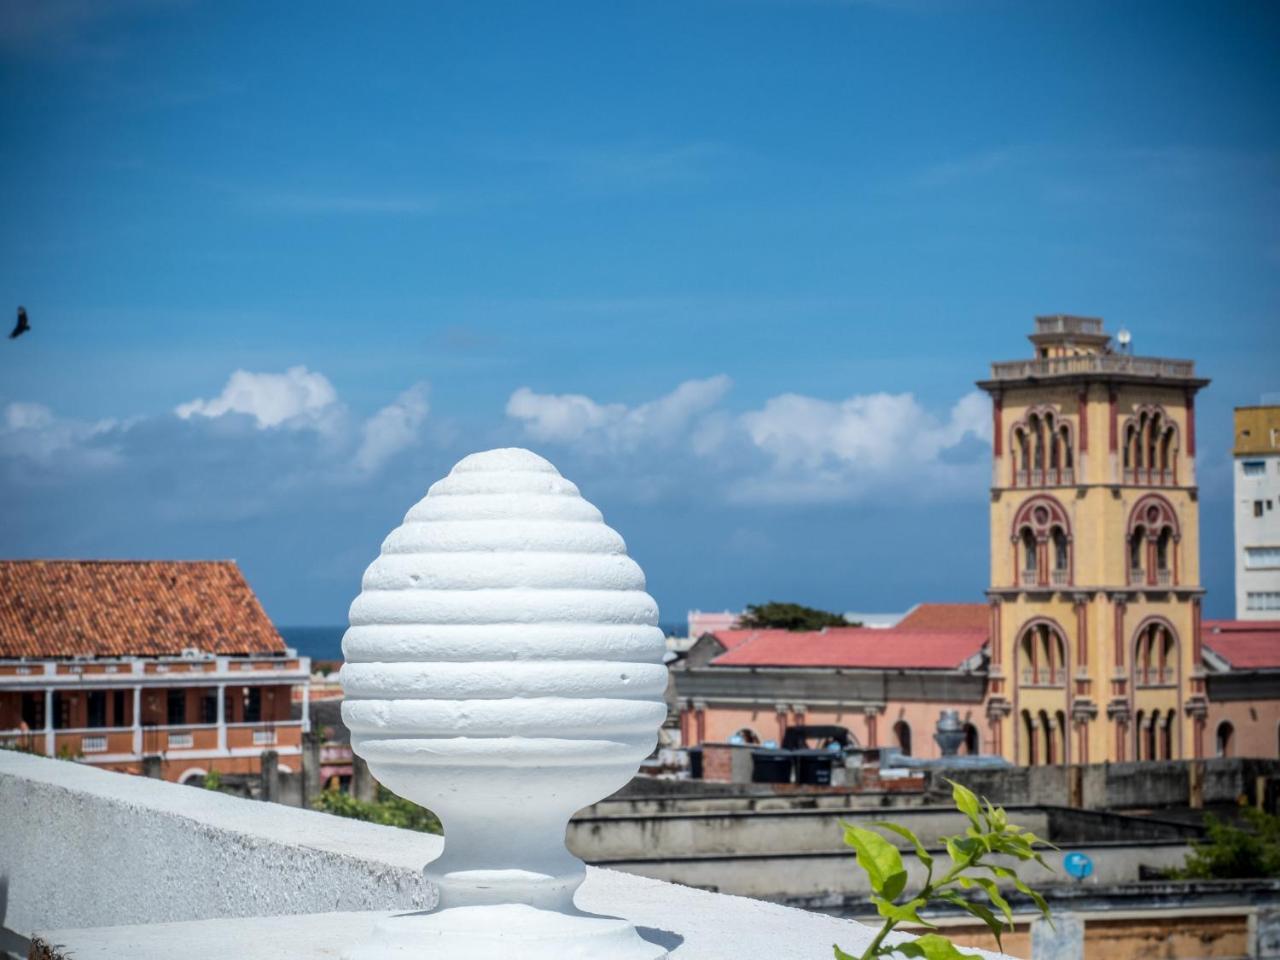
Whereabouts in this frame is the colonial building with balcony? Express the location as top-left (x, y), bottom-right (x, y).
top-left (0, 560), bottom-right (310, 782)
top-left (979, 315), bottom-right (1210, 765)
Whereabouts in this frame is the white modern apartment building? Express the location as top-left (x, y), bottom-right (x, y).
top-left (1235, 405), bottom-right (1280, 618)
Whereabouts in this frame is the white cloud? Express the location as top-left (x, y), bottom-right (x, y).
top-left (175, 366), bottom-right (339, 429)
top-left (354, 383), bottom-right (430, 475)
top-left (506, 377), bottom-right (990, 503)
top-left (1, 402), bottom-right (121, 470)
top-left (734, 389), bottom-right (991, 502)
top-left (506, 375), bottom-right (732, 451)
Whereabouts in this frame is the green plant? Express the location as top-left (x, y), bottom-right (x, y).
top-left (202, 769), bottom-right (224, 791)
top-left (737, 602), bottom-right (852, 631)
top-left (1172, 807), bottom-right (1280, 880)
top-left (312, 783), bottom-right (442, 834)
top-left (834, 780), bottom-right (1053, 960)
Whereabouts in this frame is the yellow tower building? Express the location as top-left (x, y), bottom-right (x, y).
top-left (978, 316), bottom-right (1210, 766)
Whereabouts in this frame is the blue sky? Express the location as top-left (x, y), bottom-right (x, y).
top-left (1, 0), bottom-right (1277, 625)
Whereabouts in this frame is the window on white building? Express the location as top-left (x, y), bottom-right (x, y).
top-left (1257, 501), bottom-right (1267, 518)
top-left (1246, 592), bottom-right (1280, 612)
top-left (1243, 461), bottom-right (1266, 477)
top-left (1246, 547), bottom-right (1280, 569)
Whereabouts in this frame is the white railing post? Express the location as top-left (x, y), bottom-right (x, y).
top-left (216, 683), bottom-right (227, 752)
top-left (43, 687), bottom-right (54, 756)
top-left (340, 449), bottom-right (668, 959)
top-left (132, 685), bottom-right (142, 755)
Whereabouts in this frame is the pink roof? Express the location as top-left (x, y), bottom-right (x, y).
top-left (688, 611), bottom-right (742, 637)
top-left (708, 626), bottom-right (987, 670)
top-left (1202, 619), bottom-right (1280, 669)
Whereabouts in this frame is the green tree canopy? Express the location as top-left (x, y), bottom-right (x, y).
top-left (736, 601), bottom-right (854, 631)
top-left (1173, 808), bottom-right (1280, 880)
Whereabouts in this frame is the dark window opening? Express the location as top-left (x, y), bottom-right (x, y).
top-left (200, 690), bottom-right (218, 725)
top-left (86, 690), bottom-right (107, 729)
top-left (167, 689), bottom-right (187, 726)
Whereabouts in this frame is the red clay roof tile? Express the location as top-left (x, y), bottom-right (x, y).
top-left (0, 560), bottom-right (286, 658)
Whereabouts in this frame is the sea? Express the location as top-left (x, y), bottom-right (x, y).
top-left (277, 622), bottom-right (686, 664)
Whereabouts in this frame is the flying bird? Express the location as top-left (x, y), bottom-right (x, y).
top-left (9, 307), bottom-right (30, 340)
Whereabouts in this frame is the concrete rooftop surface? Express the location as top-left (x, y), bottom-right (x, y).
top-left (1, 750), bottom-right (1016, 959)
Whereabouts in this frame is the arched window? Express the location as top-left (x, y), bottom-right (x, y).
top-left (1160, 711), bottom-right (1175, 761)
top-left (1123, 406), bottom-right (1179, 485)
top-left (963, 723), bottom-right (980, 756)
top-left (1020, 710), bottom-right (1037, 766)
top-left (1012, 496), bottom-right (1071, 588)
top-left (1018, 620), bottom-right (1068, 686)
top-left (893, 720), bottom-right (912, 757)
top-left (1031, 414), bottom-right (1044, 473)
top-left (1129, 524), bottom-right (1146, 581)
top-left (1134, 710), bottom-right (1146, 760)
top-left (1134, 619), bottom-right (1178, 687)
top-left (1052, 527), bottom-right (1069, 583)
top-left (1055, 711), bottom-right (1068, 766)
top-left (1216, 722), bottom-right (1234, 758)
top-left (1021, 528), bottom-right (1037, 582)
top-left (1039, 710), bottom-right (1054, 765)
top-left (1128, 496), bottom-right (1180, 587)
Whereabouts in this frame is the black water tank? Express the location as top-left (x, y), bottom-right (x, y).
top-left (751, 750), bottom-right (793, 783)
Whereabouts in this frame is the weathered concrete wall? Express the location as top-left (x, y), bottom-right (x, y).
top-left (925, 758), bottom-right (1280, 810)
top-left (571, 806), bottom-right (1050, 860)
top-left (600, 842), bottom-right (1193, 906)
top-left (0, 749), bottom-right (437, 937)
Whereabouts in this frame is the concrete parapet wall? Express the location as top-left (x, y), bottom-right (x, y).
top-left (925, 757), bottom-right (1280, 810)
top-left (0, 749), bottom-right (438, 937)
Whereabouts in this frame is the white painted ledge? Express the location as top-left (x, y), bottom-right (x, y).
top-left (2, 751), bottom-right (1015, 959)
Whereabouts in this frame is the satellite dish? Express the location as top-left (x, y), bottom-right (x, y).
top-left (1064, 851), bottom-right (1094, 880)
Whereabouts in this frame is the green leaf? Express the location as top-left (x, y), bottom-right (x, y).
top-left (986, 865), bottom-right (1052, 921)
top-left (833, 945), bottom-right (858, 960)
top-left (890, 933), bottom-right (973, 959)
top-left (944, 835), bottom-right (980, 870)
top-left (843, 823), bottom-right (909, 902)
top-left (948, 780), bottom-right (981, 828)
top-left (874, 896), bottom-right (935, 927)
top-left (872, 820), bottom-right (935, 869)
top-left (967, 876), bottom-right (1014, 925)
top-left (936, 891), bottom-right (1006, 950)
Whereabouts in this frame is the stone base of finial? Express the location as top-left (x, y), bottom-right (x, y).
top-left (340, 903), bottom-right (668, 960)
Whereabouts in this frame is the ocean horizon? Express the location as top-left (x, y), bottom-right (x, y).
top-left (278, 623), bottom-right (687, 662)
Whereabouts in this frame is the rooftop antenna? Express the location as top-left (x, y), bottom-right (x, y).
top-left (1115, 327), bottom-right (1132, 356)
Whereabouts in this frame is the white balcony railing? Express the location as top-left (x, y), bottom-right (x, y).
top-left (1051, 569), bottom-right (1069, 585)
top-left (168, 733), bottom-right (194, 749)
top-left (1021, 569), bottom-right (1038, 586)
top-left (253, 729), bottom-right (277, 746)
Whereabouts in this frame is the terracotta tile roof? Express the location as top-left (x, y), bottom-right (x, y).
top-left (708, 626), bottom-right (988, 670)
top-left (1202, 619), bottom-right (1280, 670)
top-left (896, 603), bottom-right (989, 631)
top-left (0, 560), bottom-right (286, 659)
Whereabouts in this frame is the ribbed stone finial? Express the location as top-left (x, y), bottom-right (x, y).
top-left (341, 449), bottom-right (669, 959)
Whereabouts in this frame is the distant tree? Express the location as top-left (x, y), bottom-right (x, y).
top-left (735, 602), bottom-right (853, 632)
top-left (1172, 808), bottom-right (1280, 880)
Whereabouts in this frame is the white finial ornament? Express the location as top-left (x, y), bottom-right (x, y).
top-left (341, 449), bottom-right (669, 959)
